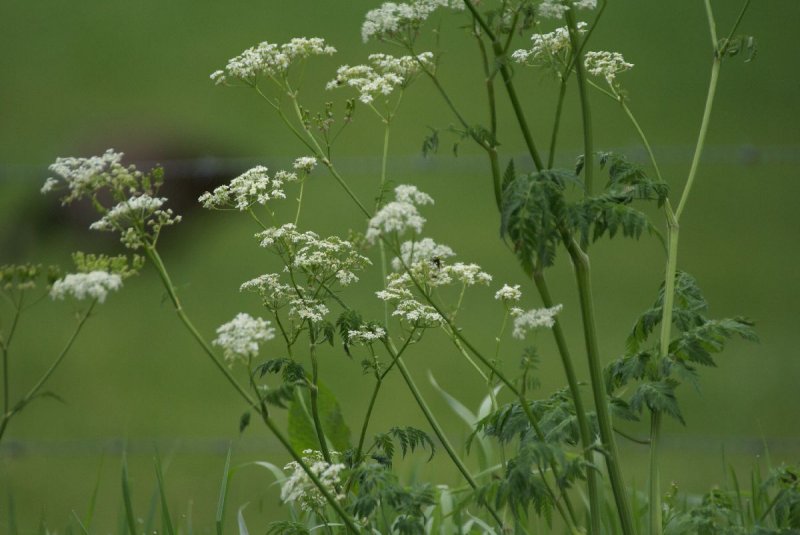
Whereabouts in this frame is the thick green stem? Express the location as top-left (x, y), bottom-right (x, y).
top-left (308, 341), bottom-right (333, 463)
top-left (547, 79), bottom-right (569, 169)
top-left (534, 271), bottom-right (601, 535)
top-left (565, 238), bottom-right (636, 535)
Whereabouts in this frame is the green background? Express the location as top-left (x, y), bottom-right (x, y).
top-left (1, 0), bottom-right (798, 531)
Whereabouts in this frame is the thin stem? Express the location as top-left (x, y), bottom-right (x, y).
top-left (0, 301), bottom-right (95, 444)
top-left (674, 58), bottom-right (720, 221)
top-left (547, 78), bottom-right (569, 169)
top-left (258, 412), bottom-right (362, 533)
top-left (294, 178), bottom-right (306, 226)
top-left (565, 9), bottom-right (595, 196)
top-left (2, 293), bottom-right (24, 419)
top-left (564, 238), bottom-right (636, 535)
top-left (385, 342), bottom-right (506, 532)
top-left (144, 245), bottom-right (257, 408)
top-left (378, 122), bottom-right (392, 327)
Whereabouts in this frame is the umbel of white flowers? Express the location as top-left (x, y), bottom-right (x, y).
top-left (50, 271), bottom-right (123, 304)
top-left (281, 450), bottom-right (346, 512)
top-left (327, 52), bottom-right (433, 104)
top-left (511, 304), bottom-right (564, 339)
top-left (212, 313), bottom-right (275, 365)
top-left (366, 184), bottom-right (434, 243)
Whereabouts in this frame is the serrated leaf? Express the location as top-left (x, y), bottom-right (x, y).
top-left (629, 380), bottom-right (685, 424)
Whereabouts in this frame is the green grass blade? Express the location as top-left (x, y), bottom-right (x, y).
top-left (236, 504), bottom-right (250, 535)
top-left (154, 450), bottom-right (176, 535)
top-left (216, 445), bottom-right (233, 535)
top-left (186, 500), bottom-right (194, 535)
top-left (84, 454), bottom-right (105, 532)
top-left (71, 510), bottom-right (90, 535)
top-left (729, 463), bottom-right (747, 528)
top-left (121, 452), bottom-right (137, 535)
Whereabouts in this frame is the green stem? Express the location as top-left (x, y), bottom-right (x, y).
top-left (294, 178), bottom-right (306, 226)
top-left (0, 301), bottom-right (95, 444)
top-left (565, 9), bottom-right (595, 197)
top-left (308, 337), bottom-right (332, 464)
top-left (144, 245), bottom-right (257, 408)
top-left (258, 411), bottom-right (362, 533)
top-left (385, 342), bottom-right (506, 532)
top-left (674, 58), bottom-right (720, 221)
top-left (547, 78), bottom-right (569, 170)
top-left (1, 293), bottom-right (24, 420)
top-left (378, 123), bottom-right (391, 327)
top-left (533, 270), bottom-right (601, 535)
top-left (564, 238), bottom-right (636, 535)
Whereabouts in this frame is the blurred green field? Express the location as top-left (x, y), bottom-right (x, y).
top-left (1, 0), bottom-right (798, 532)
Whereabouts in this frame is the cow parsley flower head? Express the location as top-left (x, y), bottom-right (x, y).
top-left (281, 450), bottom-right (346, 512)
top-left (361, 0), bottom-right (464, 43)
top-left (512, 23), bottom-right (587, 71)
top-left (347, 324), bottom-right (387, 345)
top-left (366, 185), bottom-right (433, 244)
top-left (327, 52), bottom-right (433, 105)
top-left (292, 235), bottom-right (372, 287)
top-left (212, 313), bottom-right (275, 364)
top-left (391, 238), bottom-right (455, 271)
top-left (293, 156), bottom-right (318, 173)
top-left (44, 149), bottom-right (132, 204)
top-left (211, 37), bottom-right (336, 84)
top-left (289, 298), bottom-right (330, 323)
top-left (495, 284), bottom-right (522, 302)
top-left (256, 223), bottom-right (318, 248)
top-left (537, 0), bottom-right (596, 19)
top-left (240, 273), bottom-right (293, 308)
top-left (584, 51), bottom-right (634, 86)
top-left (198, 166), bottom-right (292, 210)
top-left (50, 271), bottom-right (123, 303)
top-left (447, 263), bottom-right (492, 286)
top-left (89, 194), bottom-right (167, 231)
top-left (512, 304), bottom-right (563, 339)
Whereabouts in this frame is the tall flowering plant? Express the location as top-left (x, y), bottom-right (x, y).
top-left (19, 0), bottom-right (795, 533)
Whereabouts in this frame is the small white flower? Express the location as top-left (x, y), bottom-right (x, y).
top-left (495, 284), bottom-right (522, 302)
top-left (512, 23), bottom-right (587, 70)
top-left (281, 450), bottom-right (346, 512)
top-left (537, 0), bottom-right (596, 19)
top-left (292, 156), bottom-right (318, 172)
top-left (40, 177), bottom-right (58, 194)
top-left (212, 37), bottom-right (336, 84)
top-left (212, 313), bottom-right (275, 364)
top-left (240, 273), bottom-right (293, 302)
top-left (584, 51), bottom-right (633, 86)
top-left (50, 271), bottom-right (123, 304)
top-left (198, 166), bottom-right (289, 210)
top-left (90, 194), bottom-right (167, 231)
top-left (512, 304), bottom-right (563, 339)
top-left (327, 52), bottom-right (433, 104)
top-left (347, 325), bottom-right (387, 345)
top-left (447, 262), bottom-right (492, 286)
top-left (289, 298), bottom-right (329, 323)
top-left (366, 185), bottom-right (433, 244)
top-left (361, 0), bottom-right (464, 42)
top-left (391, 238), bottom-right (455, 271)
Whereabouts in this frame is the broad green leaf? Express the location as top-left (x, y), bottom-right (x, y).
top-left (288, 381), bottom-right (351, 453)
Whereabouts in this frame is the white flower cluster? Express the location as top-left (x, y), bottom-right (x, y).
top-left (361, 0), bottom-right (464, 42)
top-left (537, 0), bottom-right (596, 19)
top-left (43, 149), bottom-right (134, 204)
top-left (292, 156), bottom-right (318, 173)
top-left (326, 52), bottom-right (433, 104)
top-left (391, 238), bottom-right (455, 271)
top-left (584, 51), bottom-right (634, 86)
top-left (511, 304), bottom-right (563, 339)
top-left (347, 324), bottom-right (387, 345)
top-left (293, 235), bottom-right (372, 286)
top-left (289, 298), bottom-right (330, 323)
top-left (511, 23), bottom-right (587, 69)
top-left (89, 194), bottom-right (167, 231)
top-left (366, 185), bottom-right (433, 244)
top-left (256, 223), bottom-right (314, 248)
top-left (211, 37), bottom-right (337, 84)
top-left (281, 450), bottom-right (346, 512)
top-left (495, 284), bottom-right (522, 302)
top-left (212, 313), bottom-right (275, 364)
top-left (50, 271), bottom-right (123, 304)
top-left (198, 166), bottom-right (297, 210)
top-left (240, 273), bottom-right (293, 305)
top-left (376, 273), bottom-right (444, 327)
